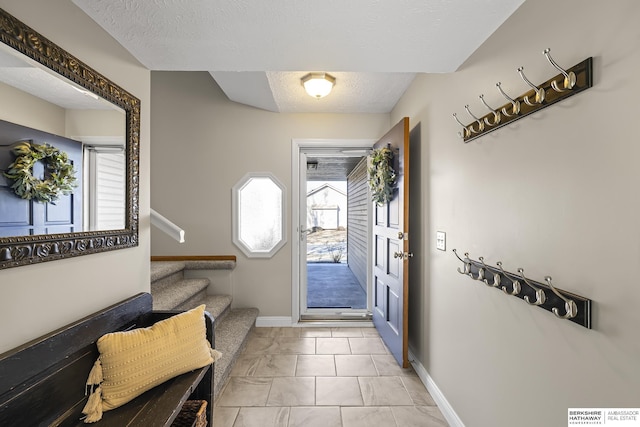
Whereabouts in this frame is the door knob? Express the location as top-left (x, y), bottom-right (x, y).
top-left (393, 251), bottom-right (414, 259)
top-left (300, 228), bottom-right (310, 241)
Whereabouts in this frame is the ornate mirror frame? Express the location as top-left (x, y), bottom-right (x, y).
top-left (0, 8), bottom-right (140, 269)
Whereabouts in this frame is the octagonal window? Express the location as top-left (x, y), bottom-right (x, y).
top-left (232, 172), bottom-right (286, 258)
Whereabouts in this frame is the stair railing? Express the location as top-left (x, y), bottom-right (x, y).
top-left (151, 208), bottom-right (185, 243)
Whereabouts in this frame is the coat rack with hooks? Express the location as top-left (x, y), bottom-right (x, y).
top-left (452, 249), bottom-right (592, 329)
top-left (453, 48), bottom-right (593, 143)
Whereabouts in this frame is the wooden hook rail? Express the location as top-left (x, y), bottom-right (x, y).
top-left (453, 49), bottom-right (593, 143)
top-left (453, 249), bottom-right (592, 329)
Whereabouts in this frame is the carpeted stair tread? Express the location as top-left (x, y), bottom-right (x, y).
top-left (150, 261), bottom-right (186, 283)
top-left (213, 308), bottom-right (259, 398)
top-left (149, 260), bottom-right (259, 400)
top-left (183, 260), bottom-right (236, 270)
top-left (152, 278), bottom-right (209, 310)
top-left (201, 294), bottom-right (233, 325)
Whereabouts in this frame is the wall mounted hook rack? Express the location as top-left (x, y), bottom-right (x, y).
top-left (452, 249), bottom-right (592, 329)
top-left (454, 48), bottom-right (593, 143)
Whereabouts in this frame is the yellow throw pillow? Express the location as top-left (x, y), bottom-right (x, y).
top-left (82, 305), bottom-right (219, 423)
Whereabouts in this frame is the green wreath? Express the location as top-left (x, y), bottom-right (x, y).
top-left (367, 146), bottom-right (396, 206)
top-left (3, 141), bottom-right (77, 203)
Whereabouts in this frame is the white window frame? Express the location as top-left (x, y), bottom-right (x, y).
top-left (79, 136), bottom-right (126, 231)
top-left (232, 172), bottom-right (287, 258)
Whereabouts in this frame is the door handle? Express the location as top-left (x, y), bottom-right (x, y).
top-left (300, 227), bottom-right (310, 241)
top-left (393, 251), bottom-right (414, 259)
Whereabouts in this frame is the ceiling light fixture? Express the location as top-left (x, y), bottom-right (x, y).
top-left (301, 72), bottom-right (336, 99)
top-left (72, 85), bottom-right (100, 100)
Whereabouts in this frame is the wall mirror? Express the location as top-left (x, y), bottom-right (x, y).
top-left (0, 8), bottom-right (140, 269)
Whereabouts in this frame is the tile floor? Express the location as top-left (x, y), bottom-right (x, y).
top-left (214, 327), bottom-right (448, 427)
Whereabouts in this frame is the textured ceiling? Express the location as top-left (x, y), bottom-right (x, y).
top-left (267, 71), bottom-right (416, 114)
top-left (72, 0), bottom-right (525, 113)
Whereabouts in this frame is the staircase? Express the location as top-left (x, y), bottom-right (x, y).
top-left (150, 259), bottom-right (258, 398)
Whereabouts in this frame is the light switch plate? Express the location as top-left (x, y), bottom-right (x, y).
top-left (436, 231), bottom-right (446, 251)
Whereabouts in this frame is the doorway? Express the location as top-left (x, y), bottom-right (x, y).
top-left (291, 118), bottom-right (411, 367)
top-left (291, 139), bottom-right (375, 323)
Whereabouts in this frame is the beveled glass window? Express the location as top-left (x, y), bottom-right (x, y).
top-left (232, 172), bottom-right (286, 258)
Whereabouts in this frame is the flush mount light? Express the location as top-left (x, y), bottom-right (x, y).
top-left (301, 72), bottom-right (336, 99)
top-left (72, 85), bottom-right (100, 100)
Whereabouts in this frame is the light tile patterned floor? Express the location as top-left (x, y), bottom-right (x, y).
top-left (214, 327), bottom-right (448, 427)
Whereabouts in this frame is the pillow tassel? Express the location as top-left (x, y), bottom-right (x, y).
top-left (211, 349), bottom-right (223, 363)
top-left (82, 385), bottom-right (103, 423)
top-left (86, 359), bottom-right (103, 387)
top-left (82, 359), bottom-right (104, 423)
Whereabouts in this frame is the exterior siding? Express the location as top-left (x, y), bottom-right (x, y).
top-left (347, 157), bottom-right (368, 292)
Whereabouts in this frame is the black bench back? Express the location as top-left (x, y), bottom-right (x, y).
top-left (0, 293), bottom-right (153, 426)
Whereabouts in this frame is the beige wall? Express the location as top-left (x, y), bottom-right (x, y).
top-left (150, 71), bottom-right (389, 315)
top-left (0, 84), bottom-right (124, 139)
top-left (392, 0), bottom-right (640, 425)
top-left (0, 1), bottom-right (150, 353)
top-left (0, 81), bottom-right (66, 135)
top-left (66, 109), bottom-right (125, 138)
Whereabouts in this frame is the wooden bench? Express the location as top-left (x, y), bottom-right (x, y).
top-left (0, 292), bottom-right (214, 426)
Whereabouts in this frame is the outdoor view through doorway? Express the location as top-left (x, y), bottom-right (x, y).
top-left (294, 120), bottom-right (409, 366)
top-left (295, 140), bottom-right (374, 322)
top-left (306, 180), bottom-right (366, 310)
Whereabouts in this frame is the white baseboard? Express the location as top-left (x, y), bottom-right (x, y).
top-left (256, 316), bottom-right (293, 327)
top-left (296, 321), bottom-right (374, 328)
top-left (256, 317), bottom-right (376, 328)
top-left (408, 349), bottom-right (465, 427)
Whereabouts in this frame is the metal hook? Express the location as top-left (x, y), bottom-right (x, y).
top-left (479, 256), bottom-right (500, 287)
top-left (543, 48), bottom-right (576, 93)
top-left (495, 82), bottom-right (521, 117)
top-left (452, 113), bottom-right (471, 139)
top-left (479, 95), bottom-right (501, 126)
top-left (475, 259), bottom-right (485, 282)
top-left (464, 105), bottom-right (485, 134)
top-left (518, 268), bottom-right (546, 306)
top-left (496, 261), bottom-right (521, 296)
top-left (544, 276), bottom-right (578, 319)
top-left (517, 67), bottom-right (546, 106)
top-left (453, 249), bottom-right (471, 276)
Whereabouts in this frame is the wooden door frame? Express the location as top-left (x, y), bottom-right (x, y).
top-left (290, 138), bottom-right (376, 324)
